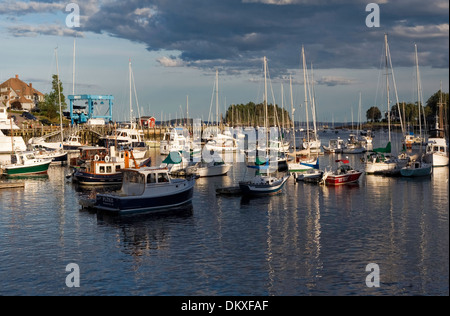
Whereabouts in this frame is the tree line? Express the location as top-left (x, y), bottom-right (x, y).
top-left (224, 102), bottom-right (292, 127)
top-left (366, 90), bottom-right (449, 124)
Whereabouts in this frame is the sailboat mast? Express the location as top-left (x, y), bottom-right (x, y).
top-left (311, 63), bottom-right (318, 142)
top-left (55, 48), bottom-right (64, 144)
top-left (72, 37), bottom-right (76, 95)
top-left (281, 84), bottom-right (285, 132)
top-left (384, 34), bottom-right (391, 143)
top-left (415, 44), bottom-right (422, 139)
top-left (216, 69), bottom-right (219, 133)
top-left (129, 59), bottom-right (133, 125)
top-left (264, 56), bottom-right (269, 148)
top-left (302, 46), bottom-right (310, 145)
top-left (290, 75), bottom-right (296, 152)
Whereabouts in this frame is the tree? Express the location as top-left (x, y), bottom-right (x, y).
top-left (224, 102), bottom-right (292, 127)
top-left (425, 89), bottom-right (449, 119)
top-left (366, 106), bottom-right (381, 122)
top-left (39, 74), bottom-right (67, 120)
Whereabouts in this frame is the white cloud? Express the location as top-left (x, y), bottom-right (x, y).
top-left (156, 56), bottom-right (185, 67)
top-left (8, 24), bottom-right (84, 37)
top-left (391, 23), bottom-right (449, 39)
top-left (316, 76), bottom-right (357, 86)
top-left (0, 1), bottom-right (65, 14)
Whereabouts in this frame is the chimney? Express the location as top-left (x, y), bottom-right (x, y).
top-left (29, 83), bottom-right (32, 89)
top-left (15, 75), bottom-right (19, 79)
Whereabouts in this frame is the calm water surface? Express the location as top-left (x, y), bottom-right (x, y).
top-left (0, 131), bottom-right (448, 296)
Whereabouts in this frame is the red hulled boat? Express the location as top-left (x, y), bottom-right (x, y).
top-left (322, 160), bottom-right (363, 186)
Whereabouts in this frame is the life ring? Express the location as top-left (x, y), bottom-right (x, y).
top-left (104, 156), bottom-right (110, 163)
top-left (94, 154), bottom-right (100, 161)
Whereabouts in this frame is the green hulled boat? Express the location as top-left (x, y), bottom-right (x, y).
top-left (2, 151), bottom-right (52, 177)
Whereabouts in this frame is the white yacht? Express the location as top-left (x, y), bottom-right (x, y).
top-left (101, 124), bottom-right (147, 159)
top-left (425, 138), bottom-right (449, 167)
top-left (160, 127), bottom-right (189, 155)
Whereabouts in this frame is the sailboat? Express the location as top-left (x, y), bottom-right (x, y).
top-left (205, 70), bottom-right (239, 153)
top-left (100, 60), bottom-right (147, 159)
top-left (288, 47), bottom-right (319, 174)
top-left (343, 93), bottom-right (367, 154)
top-left (363, 34), bottom-right (409, 174)
top-left (400, 159), bottom-right (432, 177)
top-left (301, 62), bottom-right (321, 151)
top-left (239, 57), bottom-right (290, 195)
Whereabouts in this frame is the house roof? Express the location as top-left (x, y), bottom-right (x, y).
top-left (0, 75), bottom-right (44, 97)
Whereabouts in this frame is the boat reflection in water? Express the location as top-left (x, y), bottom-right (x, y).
top-left (98, 203), bottom-right (193, 262)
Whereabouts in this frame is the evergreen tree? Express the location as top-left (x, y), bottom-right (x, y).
top-left (39, 74), bottom-right (67, 120)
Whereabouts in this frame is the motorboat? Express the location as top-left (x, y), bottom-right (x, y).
top-left (321, 159), bottom-right (363, 186)
top-left (205, 133), bottom-right (239, 153)
top-left (342, 134), bottom-right (366, 154)
top-left (34, 148), bottom-right (68, 165)
top-left (1, 150), bottom-right (52, 177)
top-left (160, 127), bottom-right (190, 155)
top-left (0, 129), bottom-right (27, 156)
top-left (91, 167), bottom-right (195, 214)
top-left (322, 138), bottom-right (344, 153)
top-left (100, 125), bottom-right (147, 159)
top-left (425, 138), bottom-right (449, 167)
top-left (186, 160), bottom-right (231, 177)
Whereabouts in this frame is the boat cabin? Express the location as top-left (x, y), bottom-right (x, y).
top-left (119, 167), bottom-right (174, 196)
top-left (427, 140), bottom-right (448, 155)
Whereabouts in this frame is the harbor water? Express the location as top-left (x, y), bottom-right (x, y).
top-left (0, 131), bottom-right (448, 296)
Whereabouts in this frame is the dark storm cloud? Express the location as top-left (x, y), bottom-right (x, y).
top-left (4, 0), bottom-right (449, 75)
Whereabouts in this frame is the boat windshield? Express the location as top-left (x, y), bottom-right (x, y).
top-left (121, 171), bottom-right (145, 196)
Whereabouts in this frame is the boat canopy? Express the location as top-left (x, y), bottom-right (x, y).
top-left (373, 141), bottom-right (391, 153)
top-left (162, 151), bottom-right (189, 165)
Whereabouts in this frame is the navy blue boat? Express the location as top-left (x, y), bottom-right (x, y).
top-left (93, 167), bottom-right (195, 214)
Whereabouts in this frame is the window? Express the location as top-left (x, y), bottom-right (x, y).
top-left (147, 174), bottom-right (156, 184)
top-left (157, 173), bottom-right (169, 183)
top-left (440, 147), bottom-right (445, 153)
top-left (115, 165), bottom-right (121, 172)
top-left (100, 166), bottom-right (105, 173)
top-left (106, 166), bottom-right (112, 173)
top-left (434, 146), bottom-right (439, 152)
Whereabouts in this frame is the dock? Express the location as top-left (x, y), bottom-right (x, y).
top-left (216, 186), bottom-right (243, 196)
top-left (0, 182), bottom-right (25, 190)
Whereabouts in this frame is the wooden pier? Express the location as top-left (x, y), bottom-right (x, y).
top-left (7, 125), bottom-right (171, 146)
top-left (0, 182), bottom-right (25, 190)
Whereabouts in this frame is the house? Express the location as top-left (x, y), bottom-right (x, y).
top-left (140, 116), bottom-right (156, 128)
top-left (0, 75), bottom-right (44, 111)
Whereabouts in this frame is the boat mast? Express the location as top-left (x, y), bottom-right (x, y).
top-left (415, 43), bottom-right (422, 140)
top-left (72, 37), bottom-right (76, 95)
top-left (281, 83), bottom-right (285, 135)
top-left (216, 69), bottom-right (219, 134)
top-left (384, 34), bottom-right (391, 143)
top-left (129, 59), bottom-right (133, 126)
top-left (264, 56), bottom-right (269, 152)
top-left (55, 47), bottom-right (64, 145)
top-left (311, 63), bottom-right (318, 142)
top-left (290, 75), bottom-right (296, 152)
top-left (302, 46), bottom-right (310, 147)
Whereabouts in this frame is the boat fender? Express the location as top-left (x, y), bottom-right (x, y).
top-left (104, 156), bottom-right (110, 163)
top-left (94, 154), bottom-right (100, 161)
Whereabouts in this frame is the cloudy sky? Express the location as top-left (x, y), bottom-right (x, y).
top-left (0, 0), bottom-right (448, 122)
